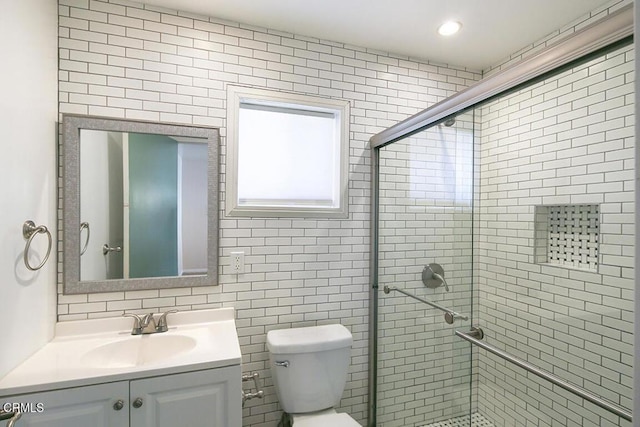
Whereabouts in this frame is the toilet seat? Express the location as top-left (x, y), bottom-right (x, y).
top-left (292, 410), bottom-right (361, 427)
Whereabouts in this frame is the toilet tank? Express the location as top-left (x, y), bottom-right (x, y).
top-left (267, 324), bottom-right (353, 414)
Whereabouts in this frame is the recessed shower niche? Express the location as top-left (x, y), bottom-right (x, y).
top-left (534, 204), bottom-right (600, 271)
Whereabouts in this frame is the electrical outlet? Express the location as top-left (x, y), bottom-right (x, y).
top-left (231, 251), bottom-right (245, 274)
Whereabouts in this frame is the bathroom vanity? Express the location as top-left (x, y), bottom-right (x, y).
top-left (0, 308), bottom-right (241, 427)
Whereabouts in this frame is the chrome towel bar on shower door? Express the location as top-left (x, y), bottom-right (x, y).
top-left (455, 329), bottom-right (632, 421)
top-left (383, 285), bottom-right (468, 324)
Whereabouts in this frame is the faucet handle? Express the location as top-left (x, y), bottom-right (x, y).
top-left (156, 310), bottom-right (178, 332)
top-left (123, 313), bottom-right (143, 335)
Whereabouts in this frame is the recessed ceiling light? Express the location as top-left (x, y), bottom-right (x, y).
top-left (438, 21), bottom-right (462, 36)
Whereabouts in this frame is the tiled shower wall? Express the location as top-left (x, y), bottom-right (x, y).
top-left (56, 0), bottom-right (480, 425)
top-left (476, 39), bottom-right (634, 427)
top-left (377, 117), bottom-right (475, 426)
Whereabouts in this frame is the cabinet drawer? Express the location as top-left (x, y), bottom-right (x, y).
top-left (2, 382), bottom-right (128, 427)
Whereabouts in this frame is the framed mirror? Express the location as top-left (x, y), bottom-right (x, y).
top-left (62, 115), bottom-right (219, 294)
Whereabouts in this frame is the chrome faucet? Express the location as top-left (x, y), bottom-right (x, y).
top-left (123, 310), bottom-right (178, 335)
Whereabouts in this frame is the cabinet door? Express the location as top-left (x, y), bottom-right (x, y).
top-left (130, 366), bottom-right (241, 427)
top-left (3, 381), bottom-right (128, 427)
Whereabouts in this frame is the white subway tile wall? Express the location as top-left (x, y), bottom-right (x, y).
top-left (477, 41), bottom-right (634, 426)
top-left (56, 0), bottom-right (480, 425)
top-left (56, 0), bottom-right (634, 425)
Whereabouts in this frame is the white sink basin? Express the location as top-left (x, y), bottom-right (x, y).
top-left (0, 308), bottom-right (242, 396)
top-left (81, 334), bottom-right (197, 368)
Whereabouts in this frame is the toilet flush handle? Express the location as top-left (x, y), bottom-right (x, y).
top-left (275, 360), bottom-right (290, 368)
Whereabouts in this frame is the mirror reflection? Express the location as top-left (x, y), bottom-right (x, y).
top-left (80, 130), bottom-right (208, 281)
top-left (63, 115), bottom-right (219, 294)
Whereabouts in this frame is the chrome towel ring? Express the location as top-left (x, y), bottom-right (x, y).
top-left (23, 220), bottom-right (52, 271)
top-left (1, 410), bottom-right (22, 427)
top-left (80, 221), bottom-right (90, 255)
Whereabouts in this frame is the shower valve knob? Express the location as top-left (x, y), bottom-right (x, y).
top-left (422, 263), bottom-right (449, 291)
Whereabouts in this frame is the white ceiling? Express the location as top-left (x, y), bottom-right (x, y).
top-left (140, 0), bottom-right (612, 70)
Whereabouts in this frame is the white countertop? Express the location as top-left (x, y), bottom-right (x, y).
top-left (0, 308), bottom-right (241, 396)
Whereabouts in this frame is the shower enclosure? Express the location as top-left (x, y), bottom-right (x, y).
top-left (368, 4), bottom-right (634, 426)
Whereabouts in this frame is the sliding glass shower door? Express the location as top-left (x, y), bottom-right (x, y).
top-left (372, 36), bottom-right (634, 427)
top-left (375, 112), bottom-right (478, 426)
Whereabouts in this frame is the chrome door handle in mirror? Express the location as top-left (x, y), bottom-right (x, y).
top-left (80, 222), bottom-right (90, 255)
top-left (102, 244), bottom-right (122, 256)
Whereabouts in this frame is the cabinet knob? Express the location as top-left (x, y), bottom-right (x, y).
top-left (132, 398), bottom-right (144, 409)
top-left (113, 400), bottom-right (125, 411)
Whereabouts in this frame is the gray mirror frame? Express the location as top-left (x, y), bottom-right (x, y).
top-left (62, 114), bottom-right (219, 294)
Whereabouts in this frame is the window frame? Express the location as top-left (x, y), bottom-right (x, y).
top-left (226, 85), bottom-right (350, 218)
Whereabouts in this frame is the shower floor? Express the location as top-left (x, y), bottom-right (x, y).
top-left (422, 412), bottom-right (494, 427)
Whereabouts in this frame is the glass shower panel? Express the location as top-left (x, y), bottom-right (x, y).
top-left (475, 42), bottom-right (634, 426)
top-left (376, 112), bottom-right (477, 426)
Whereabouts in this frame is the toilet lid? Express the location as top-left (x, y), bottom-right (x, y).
top-left (293, 413), bottom-right (361, 427)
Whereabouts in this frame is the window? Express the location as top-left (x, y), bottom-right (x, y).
top-left (226, 86), bottom-right (350, 217)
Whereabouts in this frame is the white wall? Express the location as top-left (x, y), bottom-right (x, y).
top-left (0, 0), bottom-right (58, 378)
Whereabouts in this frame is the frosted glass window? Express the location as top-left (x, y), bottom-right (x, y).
top-left (226, 86), bottom-right (350, 217)
top-left (238, 105), bottom-right (336, 205)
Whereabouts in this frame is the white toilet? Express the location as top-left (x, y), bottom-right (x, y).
top-left (266, 324), bottom-right (361, 426)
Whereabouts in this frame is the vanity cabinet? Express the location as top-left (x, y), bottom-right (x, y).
top-left (2, 382), bottom-right (127, 427)
top-left (3, 367), bottom-right (241, 427)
